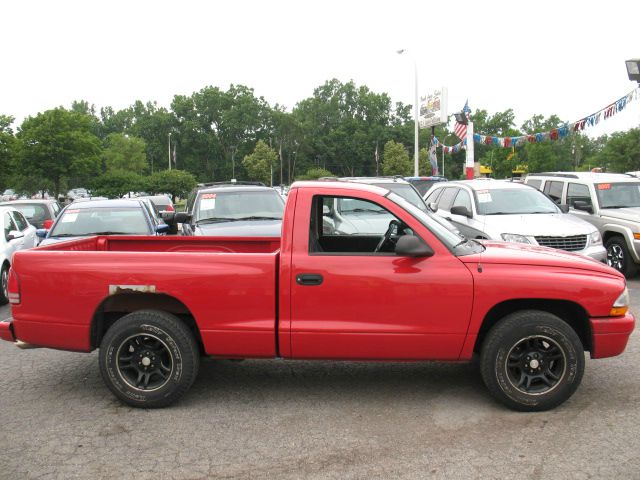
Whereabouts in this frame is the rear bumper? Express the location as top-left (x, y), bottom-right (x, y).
top-left (0, 318), bottom-right (16, 343)
top-left (590, 312), bottom-right (635, 358)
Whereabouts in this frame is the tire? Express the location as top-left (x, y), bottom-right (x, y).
top-left (480, 310), bottom-right (585, 412)
top-left (0, 263), bottom-right (9, 306)
top-left (606, 236), bottom-right (638, 278)
top-left (99, 310), bottom-right (200, 408)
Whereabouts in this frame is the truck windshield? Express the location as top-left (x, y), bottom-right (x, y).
top-left (387, 192), bottom-right (482, 255)
top-left (51, 207), bottom-right (150, 236)
top-left (596, 182), bottom-right (640, 208)
top-left (196, 190), bottom-right (285, 222)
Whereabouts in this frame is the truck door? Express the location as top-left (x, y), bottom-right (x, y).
top-left (288, 191), bottom-right (474, 360)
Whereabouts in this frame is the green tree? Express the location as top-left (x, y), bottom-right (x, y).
top-left (242, 140), bottom-right (278, 185)
top-left (296, 167), bottom-right (334, 180)
top-left (147, 169), bottom-right (197, 201)
top-left (16, 108), bottom-right (102, 196)
top-left (0, 115), bottom-right (16, 190)
top-left (92, 169), bottom-right (145, 198)
top-left (382, 140), bottom-right (411, 176)
top-left (102, 133), bottom-right (148, 174)
top-left (594, 128), bottom-right (640, 173)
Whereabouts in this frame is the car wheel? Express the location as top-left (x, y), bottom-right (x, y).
top-left (0, 263), bottom-right (9, 305)
top-left (99, 310), bottom-right (200, 408)
top-left (606, 236), bottom-right (637, 278)
top-left (480, 310), bottom-right (584, 411)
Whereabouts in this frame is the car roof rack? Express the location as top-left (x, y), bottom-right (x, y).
top-left (196, 181), bottom-right (266, 188)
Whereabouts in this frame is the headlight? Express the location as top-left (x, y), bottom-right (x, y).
top-left (589, 230), bottom-right (603, 246)
top-left (501, 233), bottom-right (531, 244)
top-left (610, 287), bottom-right (629, 316)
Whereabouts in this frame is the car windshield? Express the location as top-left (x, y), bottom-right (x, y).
top-left (10, 204), bottom-right (48, 226)
top-left (196, 190), bottom-right (285, 222)
top-left (406, 179), bottom-right (444, 196)
top-left (50, 207), bottom-right (150, 236)
top-left (372, 183), bottom-right (428, 212)
top-left (475, 188), bottom-right (559, 215)
top-left (595, 182), bottom-right (640, 208)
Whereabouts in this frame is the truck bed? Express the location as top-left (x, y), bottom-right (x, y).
top-left (11, 235), bottom-right (281, 356)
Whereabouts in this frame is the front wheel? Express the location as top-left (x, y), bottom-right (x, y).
top-left (99, 310), bottom-right (200, 408)
top-left (606, 236), bottom-right (637, 278)
top-left (480, 310), bottom-right (584, 411)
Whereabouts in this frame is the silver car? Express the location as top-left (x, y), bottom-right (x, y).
top-left (424, 179), bottom-right (606, 261)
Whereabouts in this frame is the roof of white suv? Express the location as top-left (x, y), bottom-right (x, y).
top-left (526, 172), bottom-right (638, 183)
top-left (438, 179), bottom-right (536, 191)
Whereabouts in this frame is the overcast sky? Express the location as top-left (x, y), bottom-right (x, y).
top-left (3, 0), bottom-right (639, 137)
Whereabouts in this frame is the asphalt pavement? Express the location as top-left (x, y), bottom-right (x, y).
top-left (1, 282), bottom-right (639, 479)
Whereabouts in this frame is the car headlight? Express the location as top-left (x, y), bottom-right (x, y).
top-left (589, 230), bottom-right (603, 246)
top-left (501, 233), bottom-right (531, 244)
top-left (610, 287), bottom-right (629, 316)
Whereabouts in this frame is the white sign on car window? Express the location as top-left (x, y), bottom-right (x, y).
top-left (61, 209), bottom-right (80, 223)
top-left (200, 193), bottom-right (216, 210)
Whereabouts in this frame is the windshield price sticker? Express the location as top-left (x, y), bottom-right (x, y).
top-left (200, 198), bottom-right (216, 210)
top-left (477, 190), bottom-right (492, 203)
top-left (598, 183), bottom-right (611, 190)
top-left (61, 209), bottom-right (80, 223)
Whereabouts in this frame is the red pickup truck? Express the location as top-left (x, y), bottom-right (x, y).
top-left (0, 181), bottom-right (635, 411)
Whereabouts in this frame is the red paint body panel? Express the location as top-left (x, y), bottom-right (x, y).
top-left (2, 181), bottom-right (635, 366)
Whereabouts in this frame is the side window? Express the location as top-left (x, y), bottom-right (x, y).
top-left (527, 179), bottom-right (542, 190)
top-left (4, 212), bottom-right (16, 241)
top-left (186, 189), bottom-right (198, 213)
top-left (437, 187), bottom-right (459, 211)
top-left (451, 189), bottom-right (472, 212)
top-left (543, 181), bottom-right (564, 204)
top-left (52, 203), bottom-right (62, 216)
top-left (12, 212), bottom-right (29, 231)
top-left (424, 188), bottom-right (443, 204)
top-left (567, 183), bottom-right (592, 208)
top-left (310, 195), bottom-right (408, 255)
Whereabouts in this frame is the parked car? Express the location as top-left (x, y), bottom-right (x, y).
top-left (524, 172), bottom-right (640, 277)
top-left (0, 205), bottom-right (37, 304)
top-left (425, 179), bottom-right (606, 261)
top-left (37, 199), bottom-right (169, 246)
top-left (138, 195), bottom-right (175, 215)
top-left (404, 176), bottom-right (448, 196)
top-left (66, 188), bottom-right (90, 201)
top-left (1, 189), bottom-right (18, 201)
top-left (0, 199), bottom-right (62, 229)
top-left (1, 181), bottom-right (634, 411)
top-left (178, 182), bottom-right (285, 237)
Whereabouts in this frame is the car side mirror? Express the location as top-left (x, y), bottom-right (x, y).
top-left (174, 212), bottom-right (191, 224)
top-left (161, 211), bottom-right (176, 224)
top-left (450, 206), bottom-right (472, 218)
top-left (322, 205), bottom-right (331, 216)
top-left (395, 235), bottom-right (434, 257)
top-left (428, 202), bottom-right (438, 212)
top-left (573, 201), bottom-right (593, 214)
top-left (559, 204), bottom-right (570, 213)
top-left (36, 229), bottom-right (48, 238)
top-left (156, 224), bottom-right (170, 234)
top-left (7, 230), bottom-right (24, 241)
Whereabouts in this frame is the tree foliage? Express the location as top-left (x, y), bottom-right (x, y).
top-left (296, 167), bottom-right (334, 180)
top-left (382, 140), bottom-right (411, 176)
top-left (147, 169), bottom-right (197, 201)
top-left (242, 140), bottom-right (278, 184)
top-left (92, 169), bottom-right (145, 198)
top-left (102, 133), bottom-right (148, 174)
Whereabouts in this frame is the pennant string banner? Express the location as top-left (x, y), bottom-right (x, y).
top-left (435, 87), bottom-right (639, 153)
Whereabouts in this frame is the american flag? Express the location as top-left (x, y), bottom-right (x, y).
top-left (453, 100), bottom-right (471, 140)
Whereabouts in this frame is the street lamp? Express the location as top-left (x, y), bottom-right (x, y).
top-left (397, 49), bottom-right (420, 176)
top-left (230, 145), bottom-right (237, 180)
top-left (625, 59), bottom-right (640, 83)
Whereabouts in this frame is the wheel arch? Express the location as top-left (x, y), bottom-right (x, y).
top-left (474, 299), bottom-right (591, 354)
top-left (90, 292), bottom-right (204, 352)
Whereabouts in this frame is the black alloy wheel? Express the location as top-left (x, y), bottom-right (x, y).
top-left (605, 236), bottom-right (637, 278)
top-left (0, 264), bottom-right (9, 305)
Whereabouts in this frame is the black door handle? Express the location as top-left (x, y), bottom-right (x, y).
top-left (296, 273), bottom-right (324, 286)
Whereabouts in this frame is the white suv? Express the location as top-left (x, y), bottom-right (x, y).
top-left (524, 172), bottom-right (640, 277)
top-left (425, 179), bottom-right (606, 262)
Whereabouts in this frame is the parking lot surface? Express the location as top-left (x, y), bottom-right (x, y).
top-left (1, 281), bottom-right (639, 480)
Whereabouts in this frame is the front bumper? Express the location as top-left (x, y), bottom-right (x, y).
top-left (0, 318), bottom-right (15, 343)
top-left (583, 245), bottom-right (607, 263)
top-left (590, 312), bottom-right (635, 358)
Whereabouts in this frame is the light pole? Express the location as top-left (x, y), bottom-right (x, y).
top-left (397, 49), bottom-right (420, 176)
top-left (230, 145), bottom-right (237, 180)
top-left (168, 133), bottom-right (172, 170)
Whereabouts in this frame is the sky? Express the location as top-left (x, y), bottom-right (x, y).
top-left (2, 0), bottom-right (640, 138)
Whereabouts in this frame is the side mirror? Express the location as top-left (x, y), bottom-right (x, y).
top-left (155, 224), bottom-right (170, 234)
top-left (43, 219), bottom-right (54, 230)
top-left (395, 235), bottom-right (434, 257)
top-left (36, 229), bottom-right (48, 238)
top-left (7, 230), bottom-right (24, 241)
top-left (450, 206), bottom-right (472, 218)
top-left (559, 204), bottom-right (570, 213)
top-left (174, 212), bottom-right (191, 224)
top-left (322, 205), bottom-right (331, 216)
top-left (161, 211), bottom-right (176, 224)
top-left (573, 201), bottom-right (593, 214)
top-left (428, 202), bottom-right (438, 213)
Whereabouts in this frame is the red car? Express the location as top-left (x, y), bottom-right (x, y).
top-left (0, 181), bottom-right (634, 411)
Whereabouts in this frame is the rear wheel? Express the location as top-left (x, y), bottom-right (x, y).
top-left (606, 236), bottom-right (637, 278)
top-left (99, 310), bottom-right (200, 408)
top-left (480, 310), bottom-right (584, 411)
top-left (0, 263), bottom-right (9, 305)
